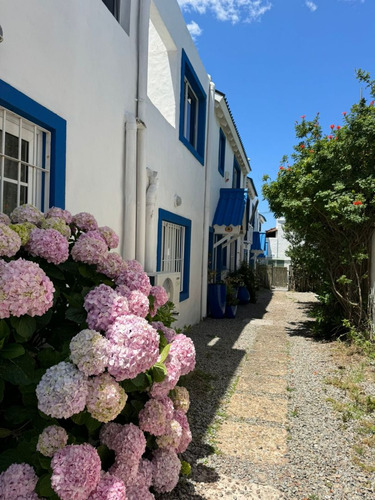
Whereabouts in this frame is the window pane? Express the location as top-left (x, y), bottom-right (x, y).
top-left (20, 185), bottom-right (28, 205)
top-left (21, 140), bottom-right (29, 182)
top-left (3, 181), bottom-right (18, 215)
top-left (4, 158), bottom-right (18, 181)
top-left (5, 132), bottom-right (18, 160)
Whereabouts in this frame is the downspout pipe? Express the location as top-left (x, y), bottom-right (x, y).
top-left (135, 0), bottom-right (151, 266)
top-left (200, 79), bottom-right (216, 319)
top-left (123, 112), bottom-right (137, 260)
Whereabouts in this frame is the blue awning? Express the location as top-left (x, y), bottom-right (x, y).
top-left (212, 188), bottom-right (247, 232)
top-left (251, 231), bottom-right (267, 256)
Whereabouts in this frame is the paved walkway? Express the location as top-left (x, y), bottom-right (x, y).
top-left (160, 289), bottom-right (309, 499)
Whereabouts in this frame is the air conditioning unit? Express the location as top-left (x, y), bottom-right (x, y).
top-left (148, 272), bottom-right (180, 311)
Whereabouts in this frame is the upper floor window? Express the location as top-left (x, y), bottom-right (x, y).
top-left (102, 0), bottom-right (120, 20)
top-left (0, 79), bottom-right (66, 214)
top-left (232, 157), bottom-right (241, 188)
top-left (218, 129), bottom-right (226, 176)
top-left (179, 50), bottom-right (206, 165)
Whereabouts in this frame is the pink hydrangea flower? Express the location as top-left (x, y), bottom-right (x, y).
top-left (0, 213), bottom-right (10, 225)
top-left (151, 448), bottom-right (181, 494)
top-left (71, 234), bottom-right (108, 266)
top-left (82, 230), bottom-right (107, 243)
top-left (138, 397), bottom-right (173, 436)
top-left (109, 459), bottom-right (139, 487)
top-left (37, 425), bottom-right (68, 457)
top-left (0, 463), bottom-right (38, 500)
top-left (128, 459), bottom-right (153, 489)
top-left (106, 315), bottom-right (159, 381)
top-left (40, 216), bottom-right (71, 239)
top-left (26, 228), bottom-right (69, 264)
top-left (173, 409), bottom-right (192, 453)
top-left (84, 284), bottom-right (129, 332)
top-left (149, 285), bottom-right (169, 316)
top-left (156, 419), bottom-right (183, 451)
top-left (72, 212), bottom-right (98, 232)
top-left (151, 322), bottom-right (177, 343)
top-left (70, 329), bottom-right (110, 376)
top-left (51, 444), bottom-right (101, 500)
top-left (117, 286), bottom-right (149, 318)
top-left (10, 203), bottom-right (43, 225)
top-left (126, 486), bottom-right (155, 500)
top-left (88, 473), bottom-right (126, 500)
top-left (36, 362), bottom-right (88, 419)
top-left (45, 206), bottom-right (73, 224)
top-left (116, 268), bottom-right (151, 296)
top-left (98, 226), bottom-right (119, 249)
top-left (86, 373), bottom-right (127, 423)
top-left (0, 259), bottom-right (54, 318)
top-left (150, 354), bottom-right (181, 398)
top-left (0, 223), bottom-right (21, 257)
top-left (97, 253), bottom-right (126, 279)
top-left (169, 334), bottom-right (196, 375)
top-left (102, 423), bottom-right (146, 460)
top-left (124, 259), bottom-right (144, 272)
top-left (170, 386), bottom-right (190, 413)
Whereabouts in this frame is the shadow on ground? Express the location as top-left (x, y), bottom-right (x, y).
top-left (157, 289), bottom-right (273, 498)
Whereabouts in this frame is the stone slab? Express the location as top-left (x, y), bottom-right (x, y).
top-left (241, 359), bottom-right (288, 377)
top-left (226, 393), bottom-right (287, 423)
top-left (216, 421), bottom-right (288, 464)
top-left (236, 374), bottom-right (287, 394)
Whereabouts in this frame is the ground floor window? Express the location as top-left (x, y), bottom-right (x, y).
top-left (0, 79), bottom-right (66, 213)
top-left (0, 107), bottom-right (50, 214)
top-left (157, 209), bottom-right (191, 301)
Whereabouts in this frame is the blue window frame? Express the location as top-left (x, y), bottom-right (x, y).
top-left (0, 79), bottom-right (66, 210)
top-left (218, 129), bottom-right (226, 176)
top-left (232, 157), bottom-right (241, 188)
top-left (157, 209), bottom-right (192, 302)
top-left (179, 50), bottom-right (206, 165)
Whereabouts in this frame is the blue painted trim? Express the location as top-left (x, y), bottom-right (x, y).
top-left (157, 209), bottom-right (192, 302)
top-left (0, 79), bottom-right (66, 209)
top-left (218, 129), bottom-right (226, 177)
top-left (179, 49), bottom-right (206, 166)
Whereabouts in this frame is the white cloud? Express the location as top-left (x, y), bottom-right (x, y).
top-left (305, 1), bottom-right (318, 11)
top-left (177, 0), bottom-right (272, 24)
top-left (186, 20), bottom-right (203, 39)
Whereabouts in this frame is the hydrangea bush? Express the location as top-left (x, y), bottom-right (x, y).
top-left (0, 204), bottom-right (196, 499)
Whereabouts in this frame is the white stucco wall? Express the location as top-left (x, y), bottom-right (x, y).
top-left (268, 217), bottom-right (291, 261)
top-left (1, 0), bottom-right (138, 237)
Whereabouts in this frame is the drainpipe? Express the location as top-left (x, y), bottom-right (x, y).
top-left (200, 79), bottom-right (216, 319)
top-left (135, 0), bottom-right (151, 266)
top-left (123, 113), bottom-right (137, 260)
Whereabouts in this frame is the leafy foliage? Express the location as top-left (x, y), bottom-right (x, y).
top-left (263, 70), bottom-right (375, 335)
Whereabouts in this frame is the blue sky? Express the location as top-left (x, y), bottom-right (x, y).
top-left (178, 0), bottom-right (375, 229)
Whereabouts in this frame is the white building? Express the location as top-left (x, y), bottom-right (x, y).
top-left (0, 0), bottom-right (261, 326)
top-left (265, 217), bottom-right (291, 266)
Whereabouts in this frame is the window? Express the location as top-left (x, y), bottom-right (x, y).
top-left (102, 0), bottom-right (120, 20)
top-left (218, 129), bottom-right (226, 176)
top-left (0, 108), bottom-right (50, 214)
top-left (0, 79), bottom-right (66, 213)
top-left (232, 157), bottom-right (241, 188)
top-left (157, 209), bottom-right (191, 301)
top-left (179, 50), bottom-right (206, 165)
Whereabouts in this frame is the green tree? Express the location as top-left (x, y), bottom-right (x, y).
top-left (263, 71), bottom-right (375, 334)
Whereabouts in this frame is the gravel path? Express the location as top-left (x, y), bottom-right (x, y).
top-left (158, 289), bottom-right (375, 499)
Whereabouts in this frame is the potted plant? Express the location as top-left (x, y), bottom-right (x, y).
top-left (207, 269), bottom-right (226, 318)
top-left (225, 281), bottom-right (239, 318)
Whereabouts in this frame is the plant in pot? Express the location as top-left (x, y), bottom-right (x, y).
top-left (225, 281), bottom-right (239, 318)
top-left (207, 269), bottom-right (226, 318)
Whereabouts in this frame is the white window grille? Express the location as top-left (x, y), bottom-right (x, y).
top-left (0, 106), bottom-right (50, 215)
top-left (183, 79), bottom-right (198, 148)
top-left (161, 221), bottom-right (185, 292)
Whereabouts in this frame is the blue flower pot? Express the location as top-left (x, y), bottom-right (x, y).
top-left (225, 304), bottom-right (237, 318)
top-left (207, 283), bottom-right (226, 318)
top-left (238, 286), bottom-right (250, 304)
